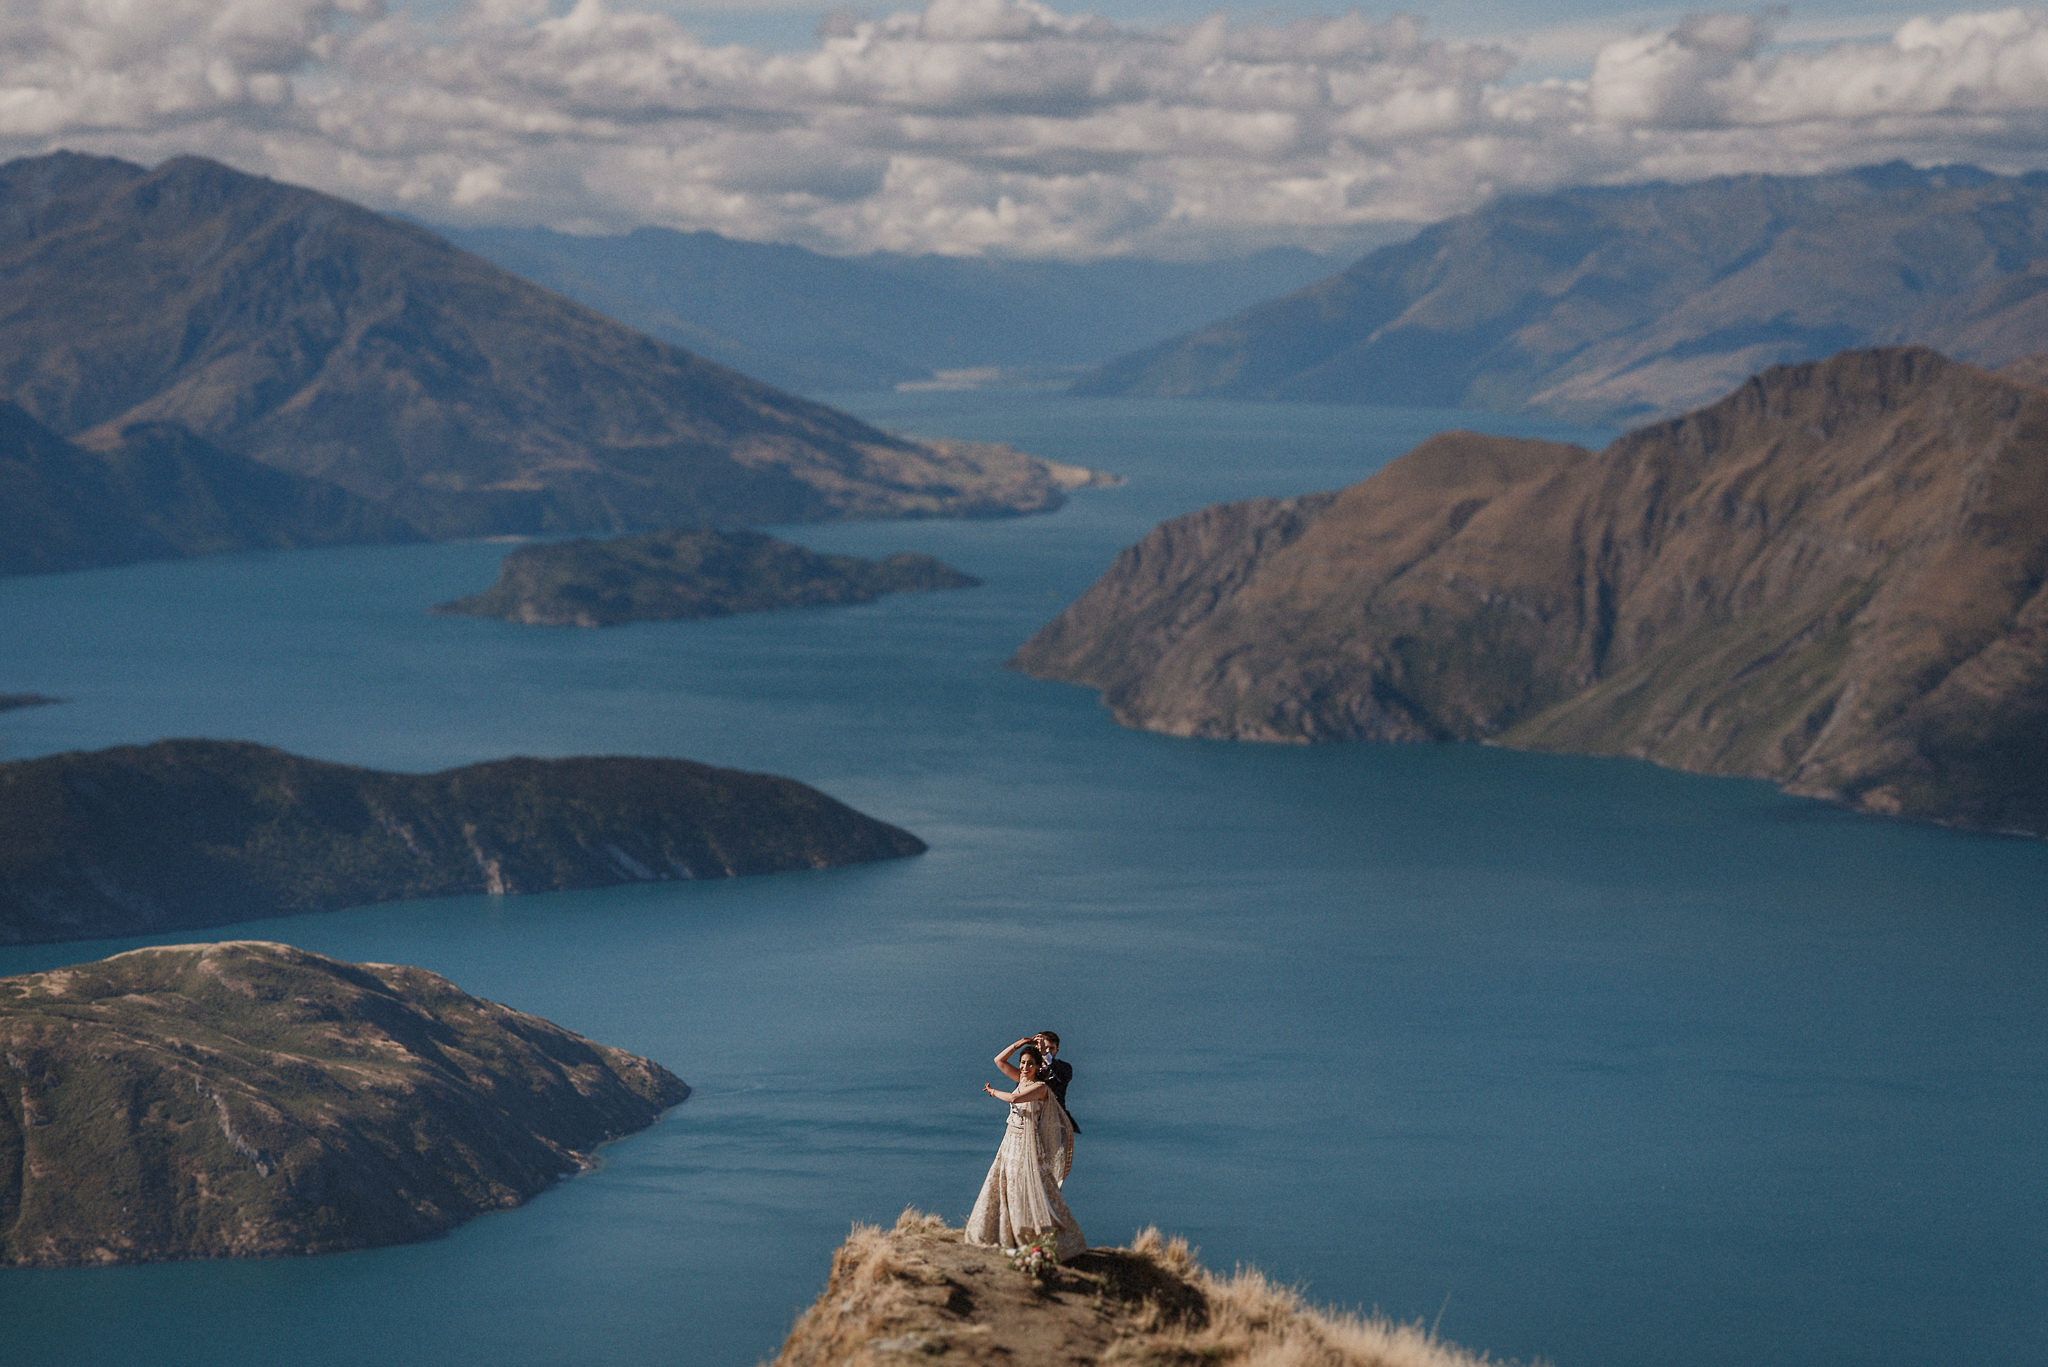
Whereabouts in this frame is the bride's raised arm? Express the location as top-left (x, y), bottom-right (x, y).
top-left (983, 1079), bottom-right (1051, 1103)
top-left (992, 1036), bottom-right (1032, 1081)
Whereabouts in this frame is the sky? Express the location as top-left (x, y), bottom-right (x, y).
top-left (6, 0), bottom-right (2048, 258)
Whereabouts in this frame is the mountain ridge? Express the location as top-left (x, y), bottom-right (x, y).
top-left (0, 151), bottom-right (1062, 537)
top-left (1077, 163), bottom-right (2048, 421)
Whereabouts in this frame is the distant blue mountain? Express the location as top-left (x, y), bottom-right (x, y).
top-left (1077, 162), bottom-right (2048, 421)
top-left (436, 224), bottom-right (1375, 395)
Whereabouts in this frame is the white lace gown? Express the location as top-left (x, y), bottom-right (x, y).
top-left (964, 1097), bottom-right (1085, 1258)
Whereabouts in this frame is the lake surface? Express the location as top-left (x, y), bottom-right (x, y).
top-left (2, 394), bottom-right (2044, 1367)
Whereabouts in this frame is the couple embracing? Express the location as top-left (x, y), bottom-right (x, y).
top-left (964, 1031), bottom-right (1087, 1259)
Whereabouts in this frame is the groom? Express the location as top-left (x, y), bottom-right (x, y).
top-left (1034, 1030), bottom-right (1079, 1138)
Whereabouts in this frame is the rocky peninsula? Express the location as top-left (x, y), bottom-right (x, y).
top-left (772, 1211), bottom-right (1499, 1367)
top-left (1016, 347), bottom-right (2048, 837)
top-left (0, 940), bottom-right (685, 1265)
top-left (0, 740), bottom-right (926, 945)
top-left (434, 527), bottom-right (978, 627)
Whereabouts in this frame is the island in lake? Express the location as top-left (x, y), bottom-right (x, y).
top-left (0, 739), bottom-right (926, 945)
top-left (1017, 347), bottom-right (2048, 838)
top-left (772, 1212), bottom-right (1497, 1367)
top-left (434, 526), bottom-right (980, 627)
top-left (0, 940), bottom-right (686, 1266)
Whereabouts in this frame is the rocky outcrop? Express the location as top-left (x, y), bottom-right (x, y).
top-left (1017, 347), bottom-right (2048, 836)
top-left (0, 151), bottom-right (1062, 538)
top-left (1078, 163), bottom-right (2048, 421)
top-left (771, 1212), bottom-right (1501, 1367)
top-left (0, 940), bottom-right (686, 1265)
top-left (0, 740), bottom-right (926, 944)
top-left (434, 526), bottom-right (979, 627)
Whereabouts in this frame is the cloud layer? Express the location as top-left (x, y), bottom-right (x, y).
top-left (7, 0), bottom-right (2048, 256)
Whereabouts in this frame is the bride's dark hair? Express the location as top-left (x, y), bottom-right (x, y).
top-left (1017, 1045), bottom-right (1045, 1073)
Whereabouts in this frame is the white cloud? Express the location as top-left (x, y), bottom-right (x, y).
top-left (6, 0), bottom-right (2048, 257)
top-left (1587, 11), bottom-right (1777, 125)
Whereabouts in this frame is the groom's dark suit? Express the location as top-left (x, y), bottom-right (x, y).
top-left (1043, 1057), bottom-right (1080, 1134)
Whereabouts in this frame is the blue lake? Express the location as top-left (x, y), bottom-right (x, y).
top-left (1, 394), bottom-right (2044, 1367)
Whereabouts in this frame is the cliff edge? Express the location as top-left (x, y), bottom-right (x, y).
top-left (772, 1211), bottom-right (1509, 1367)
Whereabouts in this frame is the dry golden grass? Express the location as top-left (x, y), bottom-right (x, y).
top-left (770, 1212), bottom-right (1529, 1367)
top-left (1111, 1227), bottom-right (1521, 1367)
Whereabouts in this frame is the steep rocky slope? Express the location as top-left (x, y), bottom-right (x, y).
top-left (1018, 347), bottom-right (2048, 835)
top-left (0, 940), bottom-right (685, 1265)
top-left (1079, 163), bottom-right (2048, 420)
top-left (0, 402), bottom-right (417, 575)
top-left (0, 152), bottom-right (1061, 537)
top-left (772, 1212), bottom-right (1500, 1367)
top-left (0, 740), bottom-right (925, 944)
top-left (434, 526), bottom-right (978, 627)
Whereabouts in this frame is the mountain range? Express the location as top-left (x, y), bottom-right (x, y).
top-left (0, 152), bottom-right (1063, 543)
top-left (1079, 163), bottom-right (2048, 422)
top-left (1018, 347), bottom-right (2048, 837)
top-left (441, 224), bottom-right (1361, 396)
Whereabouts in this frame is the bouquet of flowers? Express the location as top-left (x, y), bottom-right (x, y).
top-left (1007, 1231), bottom-right (1062, 1283)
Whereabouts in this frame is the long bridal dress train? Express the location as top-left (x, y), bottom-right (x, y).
top-left (964, 1097), bottom-right (1085, 1258)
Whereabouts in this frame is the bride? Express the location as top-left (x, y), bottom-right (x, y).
top-left (965, 1039), bottom-right (1086, 1259)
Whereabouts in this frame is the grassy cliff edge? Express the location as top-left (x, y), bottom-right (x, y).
top-left (772, 1211), bottom-right (1518, 1367)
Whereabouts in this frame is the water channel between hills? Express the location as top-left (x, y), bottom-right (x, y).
top-left (1, 393), bottom-right (2043, 1367)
